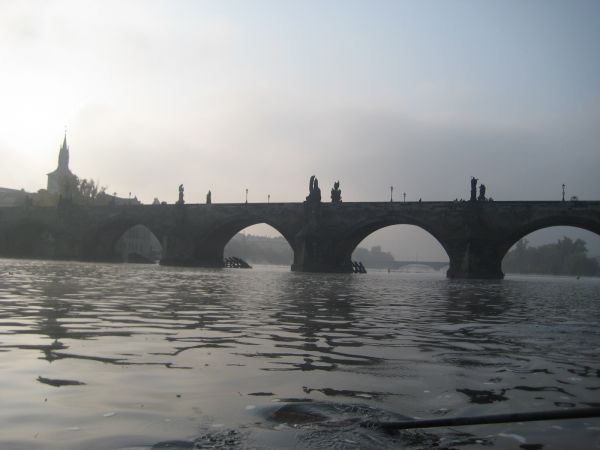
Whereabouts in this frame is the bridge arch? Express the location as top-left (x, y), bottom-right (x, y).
top-left (192, 218), bottom-right (297, 268)
top-left (339, 219), bottom-right (450, 270)
top-left (501, 223), bottom-right (600, 276)
top-left (224, 224), bottom-right (294, 266)
top-left (499, 215), bottom-right (600, 261)
top-left (88, 219), bottom-right (164, 262)
top-left (115, 224), bottom-right (163, 263)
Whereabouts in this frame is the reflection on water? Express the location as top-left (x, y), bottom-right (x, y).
top-left (0, 260), bottom-right (599, 449)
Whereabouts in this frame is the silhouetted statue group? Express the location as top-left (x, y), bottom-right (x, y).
top-left (175, 177), bottom-right (344, 206)
top-left (331, 181), bottom-right (342, 204)
top-left (306, 175), bottom-right (322, 203)
top-left (470, 176), bottom-right (490, 201)
top-left (177, 184), bottom-right (185, 205)
top-left (174, 176), bottom-right (494, 206)
top-left (305, 176), bottom-right (343, 204)
top-left (176, 185), bottom-right (212, 204)
top-left (478, 184), bottom-right (486, 201)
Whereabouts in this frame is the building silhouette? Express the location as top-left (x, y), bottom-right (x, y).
top-left (0, 187), bottom-right (29, 207)
top-left (46, 133), bottom-right (78, 197)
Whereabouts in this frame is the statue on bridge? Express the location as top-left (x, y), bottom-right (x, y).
top-left (470, 176), bottom-right (478, 202)
top-left (331, 181), bottom-right (342, 204)
top-left (306, 175), bottom-right (321, 203)
top-left (206, 190), bottom-right (212, 204)
top-left (177, 184), bottom-right (185, 205)
top-left (478, 184), bottom-right (486, 201)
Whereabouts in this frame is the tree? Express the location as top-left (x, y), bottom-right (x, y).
top-left (74, 178), bottom-right (107, 204)
top-left (352, 245), bottom-right (395, 268)
top-left (503, 236), bottom-right (599, 276)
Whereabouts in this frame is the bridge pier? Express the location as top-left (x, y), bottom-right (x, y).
top-left (445, 239), bottom-right (504, 279)
top-left (291, 235), bottom-right (354, 273)
top-left (159, 233), bottom-right (210, 267)
top-left (159, 232), bottom-right (238, 268)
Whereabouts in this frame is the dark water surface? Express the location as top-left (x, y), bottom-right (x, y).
top-left (0, 259), bottom-right (599, 449)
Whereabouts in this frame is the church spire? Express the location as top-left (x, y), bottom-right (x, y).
top-left (58, 131), bottom-right (69, 170)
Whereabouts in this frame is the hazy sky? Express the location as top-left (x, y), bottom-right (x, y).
top-left (1, 1), bottom-right (599, 259)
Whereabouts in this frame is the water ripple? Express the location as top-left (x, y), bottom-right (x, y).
top-left (0, 260), bottom-right (598, 449)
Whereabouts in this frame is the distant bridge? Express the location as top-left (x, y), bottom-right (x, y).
top-left (0, 200), bottom-right (599, 279)
top-left (391, 261), bottom-right (449, 271)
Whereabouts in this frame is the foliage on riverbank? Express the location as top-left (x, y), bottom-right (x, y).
top-left (503, 237), bottom-right (599, 277)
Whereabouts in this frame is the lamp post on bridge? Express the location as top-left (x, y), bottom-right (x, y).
top-left (562, 184), bottom-right (565, 202)
top-left (268, 194), bottom-right (270, 204)
top-left (245, 188), bottom-right (248, 204)
top-left (390, 186), bottom-right (393, 202)
top-left (403, 192), bottom-right (406, 203)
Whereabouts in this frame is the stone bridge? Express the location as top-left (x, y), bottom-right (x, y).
top-left (392, 261), bottom-right (449, 271)
top-left (0, 200), bottom-right (599, 279)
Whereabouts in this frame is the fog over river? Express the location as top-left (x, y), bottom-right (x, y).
top-left (0, 260), bottom-right (598, 449)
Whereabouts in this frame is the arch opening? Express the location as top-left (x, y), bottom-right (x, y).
top-left (350, 224), bottom-right (449, 272)
top-left (223, 223), bottom-right (294, 267)
top-left (114, 224), bottom-right (163, 264)
top-left (502, 226), bottom-right (600, 277)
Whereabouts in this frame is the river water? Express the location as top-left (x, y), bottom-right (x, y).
top-left (0, 259), bottom-right (598, 450)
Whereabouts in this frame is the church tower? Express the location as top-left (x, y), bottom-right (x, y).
top-left (47, 133), bottom-right (78, 196)
top-left (57, 134), bottom-right (69, 170)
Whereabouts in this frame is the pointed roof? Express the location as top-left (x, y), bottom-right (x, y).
top-left (58, 132), bottom-right (69, 169)
top-left (47, 132), bottom-right (74, 177)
